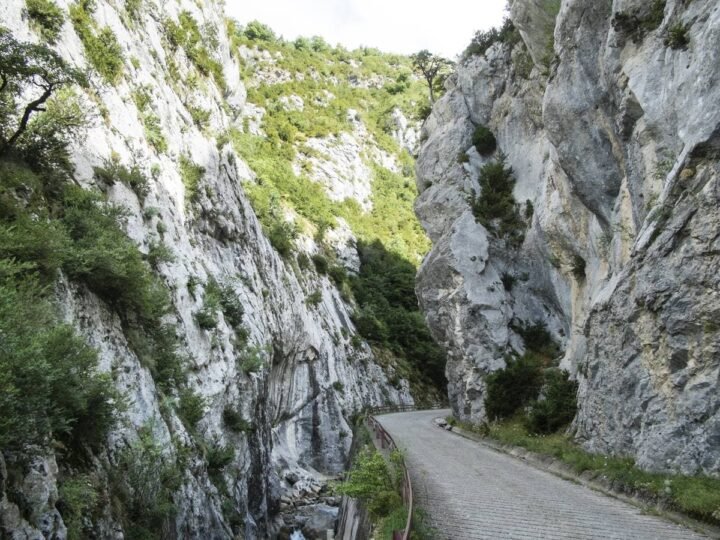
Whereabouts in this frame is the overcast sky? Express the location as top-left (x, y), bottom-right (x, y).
top-left (224, 0), bottom-right (508, 59)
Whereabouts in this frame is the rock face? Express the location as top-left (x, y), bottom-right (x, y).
top-left (415, 0), bottom-right (720, 475)
top-left (0, 1), bottom-right (412, 538)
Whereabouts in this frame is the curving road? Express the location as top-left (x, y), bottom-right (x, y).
top-left (378, 410), bottom-right (707, 540)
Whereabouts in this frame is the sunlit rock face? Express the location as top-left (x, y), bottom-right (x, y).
top-left (415, 0), bottom-right (720, 475)
top-left (0, 1), bottom-right (413, 537)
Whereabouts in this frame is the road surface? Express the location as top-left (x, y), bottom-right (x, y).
top-left (378, 409), bottom-right (706, 540)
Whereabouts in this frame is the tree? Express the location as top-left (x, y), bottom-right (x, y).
top-left (0, 27), bottom-right (86, 155)
top-left (411, 49), bottom-right (454, 104)
top-left (243, 20), bottom-right (275, 42)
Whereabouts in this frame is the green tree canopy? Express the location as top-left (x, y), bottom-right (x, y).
top-left (0, 28), bottom-right (86, 155)
top-left (410, 49), bottom-right (453, 104)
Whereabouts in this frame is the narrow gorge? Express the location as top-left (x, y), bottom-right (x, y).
top-left (0, 0), bottom-right (718, 538)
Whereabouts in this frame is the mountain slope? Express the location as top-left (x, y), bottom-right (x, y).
top-left (0, 2), bottom-right (439, 538)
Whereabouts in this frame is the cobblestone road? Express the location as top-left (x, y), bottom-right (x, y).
top-left (378, 410), bottom-right (707, 540)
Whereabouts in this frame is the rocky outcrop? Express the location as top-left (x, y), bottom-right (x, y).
top-left (0, 1), bottom-right (411, 538)
top-left (415, 0), bottom-right (720, 475)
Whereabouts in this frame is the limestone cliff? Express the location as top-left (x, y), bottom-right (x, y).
top-left (0, 2), bottom-right (422, 538)
top-left (415, 0), bottom-right (720, 475)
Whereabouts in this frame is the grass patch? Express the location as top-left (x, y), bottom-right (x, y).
top-left (70, 0), bottom-right (124, 84)
top-left (25, 0), bottom-right (65, 42)
top-left (165, 11), bottom-right (226, 91)
top-left (179, 155), bottom-right (204, 204)
top-left (476, 418), bottom-right (720, 526)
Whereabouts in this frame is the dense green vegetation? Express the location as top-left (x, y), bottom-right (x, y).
top-left (338, 422), bottom-right (436, 538)
top-left (471, 157), bottom-right (528, 247)
top-left (483, 318), bottom-right (576, 435)
top-left (472, 125), bottom-right (497, 156)
top-left (350, 241), bottom-right (446, 393)
top-left (0, 259), bottom-right (118, 455)
top-left (463, 17), bottom-right (521, 59)
top-left (337, 446), bottom-right (401, 518)
top-left (0, 31), bottom-right (122, 459)
top-left (0, 32), bottom-right (199, 537)
top-left (228, 22), bottom-right (447, 395)
top-left (25, 0), bottom-right (65, 42)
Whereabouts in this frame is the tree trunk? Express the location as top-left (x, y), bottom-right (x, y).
top-left (1, 86), bottom-right (53, 154)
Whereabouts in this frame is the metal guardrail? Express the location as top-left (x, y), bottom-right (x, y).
top-left (365, 404), bottom-right (445, 540)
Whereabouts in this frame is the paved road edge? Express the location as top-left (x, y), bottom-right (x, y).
top-left (431, 418), bottom-right (720, 540)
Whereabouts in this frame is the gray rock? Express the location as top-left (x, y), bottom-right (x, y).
top-left (415, 0), bottom-right (720, 475)
top-left (0, 0), bottom-right (414, 537)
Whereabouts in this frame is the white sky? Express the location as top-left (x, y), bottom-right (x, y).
top-left (224, 0), bottom-right (508, 59)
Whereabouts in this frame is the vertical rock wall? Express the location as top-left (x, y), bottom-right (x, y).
top-left (0, 1), bottom-right (412, 537)
top-left (415, 0), bottom-right (720, 475)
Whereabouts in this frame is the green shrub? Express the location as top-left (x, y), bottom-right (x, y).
top-left (463, 18), bottom-right (521, 59)
top-left (188, 104), bottom-right (211, 129)
top-left (332, 381), bottom-right (344, 393)
top-left (70, 1), bottom-right (124, 84)
top-left (328, 265), bottom-right (347, 285)
top-left (525, 369), bottom-right (578, 434)
top-left (222, 407), bottom-right (252, 433)
top-left (94, 161), bottom-right (150, 202)
top-left (312, 253), bottom-right (329, 274)
top-left (306, 289), bottom-right (322, 306)
top-left (512, 320), bottom-right (559, 362)
top-left (113, 429), bottom-right (180, 540)
top-left (125, 0), bottom-right (141, 20)
top-left (0, 260), bottom-right (118, 455)
top-left (336, 447), bottom-right (401, 518)
top-left (179, 156), bottom-right (204, 204)
top-left (146, 241), bottom-right (174, 268)
top-left (243, 20), bottom-right (275, 42)
top-left (58, 474), bottom-right (99, 540)
top-left (484, 354), bottom-right (543, 421)
top-left (195, 305), bottom-right (218, 329)
top-left (25, 0), bottom-right (65, 42)
top-left (471, 158), bottom-right (525, 247)
top-left (142, 114), bottom-right (167, 153)
top-left (206, 442), bottom-right (235, 472)
top-left (665, 22), bottom-right (690, 49)
top-left (472, 125), bottom-right (497, 155)
top-left (165, 12), bottom-right (226, 90)
top-left (267, 219), bottom-right (297, 257)
top-left (177, 388), bottom-right (205, 429)
top-left (0, 212), bottom-right (69, 279)
top-left (125, 323), bottom-right (185, 392)
top-left (239, 345), bottom-right (265, 374)
top-left (60, 186), bottom-right (169, 324)
top-left (215, 282), bottom-right (244, 328)
top-left (296, 252), bottom-right (311, 270)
